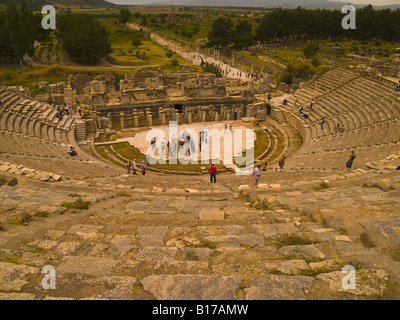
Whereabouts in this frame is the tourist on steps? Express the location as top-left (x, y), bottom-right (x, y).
top-left (208, 164), bottom-right (217, 183)
top-left (253, 165), bottom-right (261, 185)
top-left (346, 151), bottom-right (356, 169)
top-left (140, 161), bottom-right (146, 176)
top-left (277, 157), bottom-right (285, 171)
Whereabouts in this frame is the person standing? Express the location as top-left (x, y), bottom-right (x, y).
top-left (208, 164), bottom-right (217, 183)
top-left (320, 118), bottom-right (325, 130)
top-left (253, 165), bottom-right (261, 185)
top-left (140, 161), bottom-right (146, 176)
top-left (346, 151), bottom-right (356, 169)
top-left (277, 157), bottom-right (285, 171)
top-left (132, 159), bottom-right (137, 175)
top-left (126, 161), bottom-right (131, 174)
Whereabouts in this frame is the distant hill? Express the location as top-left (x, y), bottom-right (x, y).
top-left (108, 0), bottom-right (400, 10)
top-left (0, 0), bottom-right (119, 10)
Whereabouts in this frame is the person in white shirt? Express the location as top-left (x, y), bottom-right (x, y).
top-left (253, 165), bottom-right (261, 185)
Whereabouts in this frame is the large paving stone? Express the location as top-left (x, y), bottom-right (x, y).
top-left (141, 274), bottom-right (241, 300)
top-left (278, 245), bottom-right (326, 260)
top-left (315, 269), bottom-right (389, 297)
top-left (57, 256), bottom-right (116, 277)
top-left (198, 209), bottom-right (225, 220)
top-left (133, 247), bottom-right (179, 269)
top-left (277, 260), bottom-right (310, 274)
top-left (137, 226), bottom-right (168, 247)
top-left (245, 274), bottom-right (314, 300)
top-left (0, 262), bottom-right (39, 292)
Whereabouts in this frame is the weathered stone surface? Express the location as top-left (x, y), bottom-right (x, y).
top-left (141, 274), bottom-right (241, 300)
top-left (86, 277), bottom-right (136, 300)
top-left (28, 239), bottom-right (57, 250)
top-left (137, 226), bottom-right (168, 247)
top-left (206, 234), bottom-right (264, 248)
top-left (134, 247), bottom-right (179, 269)
top-left (57, 256), bottom-right (116, 277)
top-left (55, 242), bottom-right (82, 255)
top-left (251, 224), bottom-right (277, 237)
top-left (315, 269), bottom-right (389, 297)
top-left (278, 245), bottom-right (326, 260)
top-left (245, 274), bottom-right (314, 300)
top-left (335, 235), bottom-right (351, 242)
top-left (277, 260), bottom-right (310, 274)
top-left (0, 292), bottom-right (36, 300)
top-left (198, 209), bottom-right (225, 220)
top-left (0, 262), bottom-right (39, 291)
top-left (237, 185), bottom-right (250, 191)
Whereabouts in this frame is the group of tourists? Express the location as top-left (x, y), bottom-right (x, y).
top-left (67, 145), bottom-right (78, 157)
top-left (126, 159), bottom-right (147, 176)
top-left (335, 123), bottom-right (345, 133)
top-left (56, 103), bottom-right (82, 121)
top-left (298, 101), bottom-right (313, 120)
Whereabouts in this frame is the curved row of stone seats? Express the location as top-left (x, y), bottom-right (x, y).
top-left (284, 71), bottom-right (400, 157)
top-left (0, 87), bottom-right (122, 178)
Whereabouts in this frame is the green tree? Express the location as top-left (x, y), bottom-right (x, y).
top-left (231, 20), bottom-right (254, 49)
top-left (200, 61), bottom-right (223, 78)
top-left (119, 8), bottom-right (131, 24)
top-left (58, 14), bottom-right (111, 65)
top-left (140, 14), bottom-right (148, 27)
top-left (5, 1), bottom-right (35, 65)
top-left (207, 17), bottom-right (233, 48)
top-left (303, 42), bottom-right (319, 59)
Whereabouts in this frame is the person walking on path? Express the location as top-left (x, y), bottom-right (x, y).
top-left (253, 165), bottom-right (262, 185)
top-left (346, 151), bottom-right (356, 169)
top-left (126, 161), bottom-right (131, 174)
top-left (132, 159), bottom-right (137, 175)
top-left (208, 164), bottom-right (217, 183)
top-left (277, 157), bottom-right (285, 171)
top-left (140, 161), bottom-right (146, 176)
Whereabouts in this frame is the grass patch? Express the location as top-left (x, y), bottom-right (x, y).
top-left (6, 207), bottom-right (17, 212)
top-left (33, 211), bottom-right (49, 218)
top-left (9, 214), bottom-right (33, 226)
top-left (61, 198), bottom-right (90, 210)
top-left (268, 268), bottom-right (285, 275)
top-left (195, 239), bottom-right (218, 250)
top-left (254, 130), bottom-right (270, 159)
top-left (0, 178), bottom-right (6, 186)
top-left (111, 142), bottom-right (227, 173)
top-left (276, 234), bottom-right (318, 247)
top-left (116, 191), bottom-right (130, 197)
top-left (207, 198), bottom-right (228, 202)
top-left (314, 182), bottom-right (330, 190)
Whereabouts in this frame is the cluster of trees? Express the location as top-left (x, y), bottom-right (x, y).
top-left (207, 17), bottom-right (254, 49)
top-left (0, 1), bottom-right (112, 65)
top-left (0, 1), bottom-right (47, 64)
top-left (200, 61), bottom-right (223, 77)
top-left (207, 5), bottom-right (400, 49)
top-left (57, 14), bottom-right (111, 65)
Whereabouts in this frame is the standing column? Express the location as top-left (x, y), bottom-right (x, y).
top-left (120, 111), bottom-right (125, 130)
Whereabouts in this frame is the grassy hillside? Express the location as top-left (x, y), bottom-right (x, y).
top-left (0, 0), bottom-right (118, 10)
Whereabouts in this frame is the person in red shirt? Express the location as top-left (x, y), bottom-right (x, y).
top-left (208, 164), bottom-right (217, 183)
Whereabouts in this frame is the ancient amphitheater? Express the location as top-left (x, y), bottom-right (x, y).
top-left (0, 67), bottom-right (399, 300)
